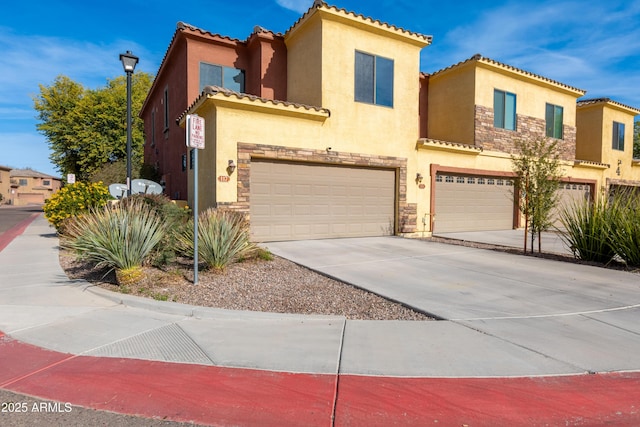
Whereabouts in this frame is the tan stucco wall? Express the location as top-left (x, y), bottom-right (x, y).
top-left (576, 105), bottom-right (604, 162)
top-left (426, 64), bottom-right (476, 144)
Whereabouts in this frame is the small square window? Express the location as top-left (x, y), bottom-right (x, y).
top-left (487, 178), bottom-right (495, 185)
top-left (497, 179), bottom-right (504, 186)
top-left (478, 178), bottom-right (486, 185)
top-left (436, 175), bottom-right (443, 182)
top-left (456, 176), bottom-right (465, 183)
top-left (445, 176), bottom-right (454, 183)
top-left (467, 177), bottom-right (475, 184)
top-left (355, 51), bottom-right (394, 107)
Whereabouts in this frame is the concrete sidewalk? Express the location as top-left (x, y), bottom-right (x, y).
top-left (1, 215), bottom-right (640, 426)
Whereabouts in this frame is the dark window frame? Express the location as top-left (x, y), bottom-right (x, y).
top-left (613, 121), bottom-right (625, 151)
top-left (494, 89), bottom-right (517, 130)
top-left (545, 103), bottom-right (564, 139)
top-left (354, 51), bottom-right (394, 108)
top-left (199, 62), bottom-right (245, 93)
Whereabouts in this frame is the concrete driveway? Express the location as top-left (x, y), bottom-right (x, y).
top-left (267, 236), bottom-right (640, 374)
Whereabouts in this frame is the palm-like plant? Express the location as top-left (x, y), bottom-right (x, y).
top-left (61, 198), bottom-right (166, 286)
top-left (177, 208), bottom-right (257, 272)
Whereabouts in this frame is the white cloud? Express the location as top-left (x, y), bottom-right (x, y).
top-left (423, 0), bottom-right (640, 107)
top-left (275, 0), bottom-right (313, 13)
top-left (0, 27), bottom-right (153, 108)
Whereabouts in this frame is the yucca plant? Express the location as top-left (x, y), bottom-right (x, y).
top-left (177, 208), bottom-right (257, 273)
top-left (558, 197), bottom-right (616, 264)
top-left (608, 195), bottom-right (640, 267)
top-left (61, 197), bottom-right (166, 286)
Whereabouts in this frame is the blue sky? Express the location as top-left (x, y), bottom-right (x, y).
top-left (1, 0), bottom-right (639, 177)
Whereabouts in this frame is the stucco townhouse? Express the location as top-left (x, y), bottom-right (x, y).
top-left (140, 0), bottom-right (640, 242)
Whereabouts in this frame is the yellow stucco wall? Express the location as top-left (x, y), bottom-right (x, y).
top-left (426, 63), bottom-right (476, 144)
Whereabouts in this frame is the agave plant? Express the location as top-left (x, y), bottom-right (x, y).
top-left (61, 197), bottom-right (166, 286)
top-left (558, 197), bottom-right (616, 264)
top-left (177, 208), bottom-right (257, 272)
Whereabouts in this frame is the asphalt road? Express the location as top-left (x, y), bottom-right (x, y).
top-left (0, 205), bottom-right (43, 234)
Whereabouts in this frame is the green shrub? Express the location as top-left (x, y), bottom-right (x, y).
top-left (177, 208), bottom-right (257, 272)
top-left (608, 196), bottom-right (640, 267)
top-left (60, 197), bottom-right (166, 285)
top-left (559, 197), bottom-right (617, 264)
top-left (44, 181), bottom-right (111, 231)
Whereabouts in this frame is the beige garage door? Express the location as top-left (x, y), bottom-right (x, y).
top-left (551, 183), bottom-right (591, 228)
top-left (434, 174), bottom-right (514, 233)
top-left (250, 160), bottom-right (395, 241)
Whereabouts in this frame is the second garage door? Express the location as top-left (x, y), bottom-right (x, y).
top-left (250, 160), bottom-right (395, 241)
top-left (434, 174), bottom-right (515, 233)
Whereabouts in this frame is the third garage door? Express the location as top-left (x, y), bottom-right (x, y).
top-left (434, 174), bottom-right (515, 233)
top-left (250, 160), bottom-right (395, 241)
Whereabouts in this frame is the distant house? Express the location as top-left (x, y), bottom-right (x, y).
top-left (3, 169), bottom-right (62, 206)
top-left (142, 1), bottom-right (640, 241)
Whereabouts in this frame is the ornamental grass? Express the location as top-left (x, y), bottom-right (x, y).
top-left (558, 197), bottom-right (616, 264)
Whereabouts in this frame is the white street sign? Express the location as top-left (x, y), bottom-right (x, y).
top-left (187, 114), bottom-right (205, 149)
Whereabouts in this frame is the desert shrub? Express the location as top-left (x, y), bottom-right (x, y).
top-left (60, 197), bottom-right (166, 286)
top-left (43, 181), bottom-right (111, 232)
top-left (558, 197), bottom-right (616, 264)
top-left (608, 195), bottom-right (640, 267)
top-left (120, 194), bottom-right (191, 265)
top-left (177, 208), bottom-right (257, 272)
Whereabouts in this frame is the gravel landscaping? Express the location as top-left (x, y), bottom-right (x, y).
top-left (59, 250), bottom-right (432, 321)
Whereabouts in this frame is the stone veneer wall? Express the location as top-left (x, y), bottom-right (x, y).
top-left (475, 105), bottom-right (576, 161)
top-left (216, 142), bottom-right (417, 234)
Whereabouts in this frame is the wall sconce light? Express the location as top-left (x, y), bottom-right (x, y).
top-left (326, 147), bottom-right (332, 153)
top-left (616, 159), bottom-right (622, 176)
top-left (227, 160), bottom-right (236, 175)
top-left (416, 173), bottom-right (423, 184)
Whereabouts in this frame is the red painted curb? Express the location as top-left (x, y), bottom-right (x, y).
top-left (335, 374), bottom-right (640, 426)
top-left (0, 336), bottom-right (335, 426)
top-left (0, 212), bottom-right (40, 252)
top-left (2, 333), bottom-right (640, 426)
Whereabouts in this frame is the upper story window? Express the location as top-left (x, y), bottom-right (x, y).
top-left (199, 63), bottom-right (245, 93)
top-left (163, 87), bottom-right (169, 131)
top-left (494, 89), bottom-right (516, 130)
top-left (354, 51), bottom-right (394, 107)
top-left (545, 103), bottom-right (564, 139)
top-left (43, 179), bottom-right (51, 186)
top-left (613, 121), bottom-right (625, 151)
top-left (19, 179), bottom-right (27, 186)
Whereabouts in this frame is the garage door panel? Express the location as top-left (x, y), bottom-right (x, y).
top-left (250, 161), bottom-right (395, 241)
top-left (435, 174), bottom-right (514, 233)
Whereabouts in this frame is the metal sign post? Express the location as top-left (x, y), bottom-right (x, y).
top-left (186, 114), bottom-right (205, 284)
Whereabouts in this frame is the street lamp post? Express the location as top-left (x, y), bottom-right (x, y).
top-left (119, 51), bottom-right (139, 196)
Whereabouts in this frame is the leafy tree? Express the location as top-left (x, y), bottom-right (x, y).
top-left (511, 137), bottom-right (563, 253)
top-left (634, 120), bottom-right (640, 159)
top-left (33, 72), bottom-right (153, 182)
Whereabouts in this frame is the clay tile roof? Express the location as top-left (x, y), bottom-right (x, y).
top-left (577, 97), bottom-right (640, 114)
top-left (429, 54), bottom-right (586, 95)
top-left (177, 86), bottom-right (330, 124)
top-left (10, 169), bottom-right (57, 179)
top-left (286, 0), bottom-right (432, 44)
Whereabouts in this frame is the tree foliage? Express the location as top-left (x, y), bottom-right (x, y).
top-left (33, 73), bottom-right (153, 183)
top-left (511, 137), bottom-right (563, 253)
